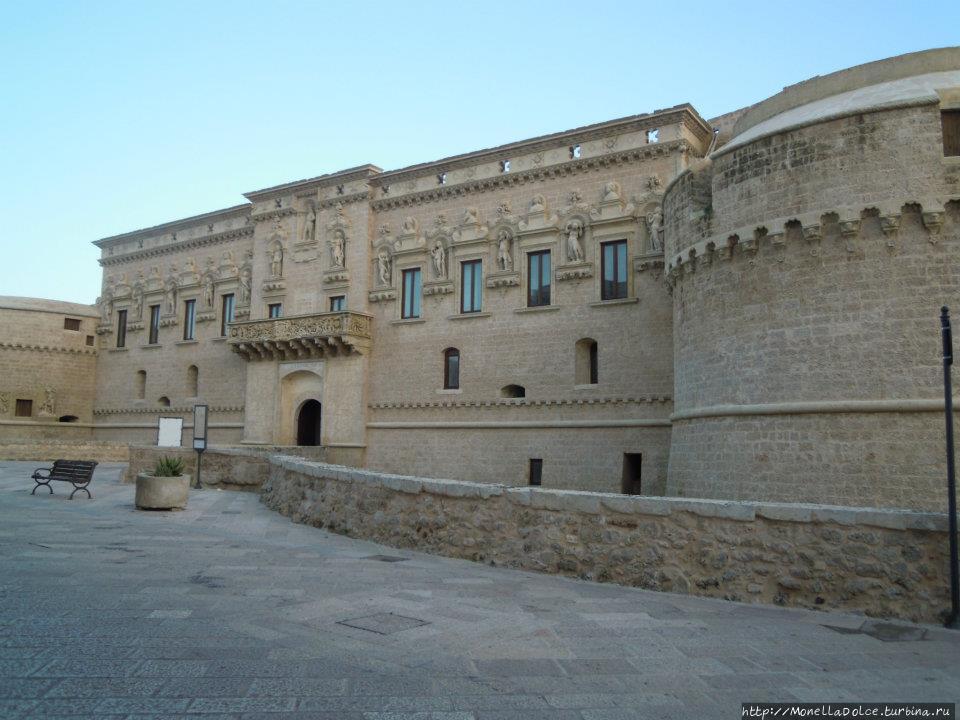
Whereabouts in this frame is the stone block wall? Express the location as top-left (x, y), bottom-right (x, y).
top-left (262, 456), bottom-right (953, 624)
top-left (0, 439), bottom-right (129, 462)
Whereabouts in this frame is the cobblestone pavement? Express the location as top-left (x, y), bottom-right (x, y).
top-left (1, 461), bottom-right (959, 719)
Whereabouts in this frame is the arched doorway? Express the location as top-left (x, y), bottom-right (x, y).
top-left (296, 400), bottom-right (322, 446)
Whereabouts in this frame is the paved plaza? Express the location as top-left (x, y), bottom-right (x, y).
top-left (1, 461), bottom-right (958, 719)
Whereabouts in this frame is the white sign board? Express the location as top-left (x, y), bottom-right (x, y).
top-left (157, 417), bottom-right (183, 448)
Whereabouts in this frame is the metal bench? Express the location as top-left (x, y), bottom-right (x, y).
top-left (31, 460), bottom-right (98, 499)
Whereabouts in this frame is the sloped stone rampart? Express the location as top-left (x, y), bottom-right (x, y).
top-left (262, 456), bottom-right (953, 624)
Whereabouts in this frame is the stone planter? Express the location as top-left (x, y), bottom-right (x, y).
top-left (135, 472), bottom-right (191, 510)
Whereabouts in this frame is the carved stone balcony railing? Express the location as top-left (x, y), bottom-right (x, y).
top-left (227, 311), bottom-right (372, 361)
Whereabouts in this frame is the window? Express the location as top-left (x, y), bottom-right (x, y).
top-left (58, 415), bottom-right (78, 423)
top-left (187, 365), bottom-right (198, 397)
top-left (646, 128), bottom-right (659, 144)
top-left (437, 172), bottom-right (447, 185)
top-left (443, 348), bottom-right (460, 389)
top-left (15, 399), bottom-right (32, 417)
top-left (158, 396), bottom-right (171, 407)
top-left (116, 309), bottom-right (127, 348)
top-left (575, 338), bottom-right (599, 385)
top-left (944, 110), bottom-right (960, 157)
top-left (136, 370), bottom-right (146, 400)
top-left (330, 295), bottom-right (345, 312)
top-left (500, 159), bottom-right (511, 173)
top-left (220, 294), bottom-right (235, 337)
top-left (183, 299), bottom-right (196, 340)
top-left (569, 144), bottom-right (581, 159)
top-left (501, 384), bottom-right (525, 398)
top-left (268, 303), bottom-right (283, 319)
top-left (527, 250), bottom-right (551, 307)
top-left (529, 459), bottom-right (543, 486)
top-left (460, 260), bottom-right (482, 313)
top-left (622, 453), bottom-right (642, 495)
top-left (148, 305), bottom-right (160, 344)
top-left (402, 268), bottom-right (422, 319)
top-left (601, 240), bottom-right (628, 300)
top-left (63, 318), bottom-right (81, 331)
top-left (86, 335), bottom-right (95, 346)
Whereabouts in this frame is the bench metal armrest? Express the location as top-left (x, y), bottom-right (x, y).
top-left (32, 467), bottom-right (52, 479)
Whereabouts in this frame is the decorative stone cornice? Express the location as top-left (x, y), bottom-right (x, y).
top-left (370, 140), bottom-right (691, 212)
top-left (665, 198), bottom-right (959, 285)
top-left (94, 404), bottom-right (243, 416)
top-left (228, 311), bottom-right (373, 360)
top-left (250, 206), bottom-right (299, 224)
top-left (318, 191), bottom-right (368, 210)
top-left (99, 226), bottom-right (254, 267)
top-left (0, 342), bottom-right (97, 356)
top-left (369, 394), bottom-right (672, 410)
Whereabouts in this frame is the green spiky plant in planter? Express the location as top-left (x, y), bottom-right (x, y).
top-left (136, 455), bottom-right (191, 510)
top-left (152, 456), bottom-right (184, 477)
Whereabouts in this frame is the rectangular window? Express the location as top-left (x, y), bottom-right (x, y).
top-left (402, 268), bottom-right (422, 319)
top-left (220, 294), bottom-right (235, 337)
top-left (444, 349), bottom-right (460, 390)
top-left (116, 309), bottom-right (127, 348)
top-left (85, 335), bottom-right (94, 346)
top-left (15, 399), bottom-right (32, 417)
top-left (268, 303), bottom-right (283, 319)
top-left (148, 305), bottom-right (160, 344)
top-left (460, 260), bottom-right (482, 313)
top-left (944, 110), bottom-right (960, 157)
top-left (529, 458), bottom-right (543, 486)
top-left (601, 240), bottom-right (628, 300)
top-left (527, 250), bottom-right (551, 307)
top-left (63, 318), bottom-right (81, 331)
top-left (183, 299), bottom-right (196, 340)
top-left (329, 295), bottom-right (345, 312)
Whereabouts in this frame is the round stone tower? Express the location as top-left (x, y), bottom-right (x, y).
top-left (663, 48), bottom-right (960, 510)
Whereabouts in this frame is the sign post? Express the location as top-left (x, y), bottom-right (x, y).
top-left (940, 307), bottom-right (959, 629)
top-left (192, 404), bottom-right (208, 491)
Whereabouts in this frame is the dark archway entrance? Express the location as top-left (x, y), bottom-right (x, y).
top-left (296, 400), bottom-right (322, 446)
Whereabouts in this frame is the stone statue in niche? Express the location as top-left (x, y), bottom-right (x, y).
top-left (183, 258), bottom-right (197, 275)
top-left (402, 216), bottom-right (418, 234)
top-left (602, 181), bottom-right (622, 203)
top-left (38, 388), bottom-right (56, 417)
top-left (431, 240), bottom-right (446, 279)
top-left (331, 230), bottom-right (346, 268)
top-left (238, 267), bottom-right (252, 305)
top-left (646, 206), bottom-right (664, 252)
top-left (377, 249), bottom-right (392, 286)
top-left (497, 229), bottom-right (513, 271)
top-left (163, 275), bottom-right (178, 315)
top-left (202, 274), bottom-right (215, 309)
top-left (270, 242), bottom-right (284, 278)
top-left (528, 194), bottom-right (546, 214)
top-left (303, 206), bottom-right (317, 242)
top-left (99, 287), bottom-right (113, 324)
top-left (132, 283), bottom-right (144, 320)
top-left (0, 392), bottom-right (9, 415)
top-left (565, 219), bottom-right (585, 262)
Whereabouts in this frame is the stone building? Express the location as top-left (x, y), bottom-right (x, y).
top-left (4, 47), bottom-right (960, 510)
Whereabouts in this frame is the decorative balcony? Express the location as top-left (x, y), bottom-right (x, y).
top-left (227, 311), bottom-right (372, 361)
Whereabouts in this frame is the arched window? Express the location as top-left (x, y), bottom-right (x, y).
top-left (443, 348), bottom-right (460, 390)
top-left (158, 396), bottom-right (171, 407)
top-left (136, 370), bottom-right (146, 400)
top-left (575, 338), bottom-right (599, 385)
top-left (187, 365), bottom-right (199, 398)
top-left (501, 384), bottom-right (525, 398)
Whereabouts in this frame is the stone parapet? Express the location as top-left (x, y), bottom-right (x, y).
top-left (228, 311), bottom-right (373, 360)
top-left (262, 456), bottom-right (953, 624)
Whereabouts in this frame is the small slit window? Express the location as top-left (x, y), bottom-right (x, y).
top-left (158, 396), bottom-right (171, 407)
top-left (437, 172), bottom-right (447, 185)
top-left (58, 415), bottom-right (79, 423)
top-left (501, 384), bottom-right (525, 398)
top-left (529, 459), bottom-right (543, 486)
top-left (943, 110), bottom-right (960, 157)
top-left (575, 338), bottom-right (599, 385)
top-left (500, 160), bottom-right (511, 173)
top-left (646, 128), bottom-right (659, 144)
top-left (443, 348), bottom-right (460, 390)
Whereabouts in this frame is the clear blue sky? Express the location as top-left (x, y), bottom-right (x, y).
top-left (2, 0), bottom-right (958, 305)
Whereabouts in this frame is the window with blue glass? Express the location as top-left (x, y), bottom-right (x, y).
top-left (460, 260), bottom-right (482, 314)
top-left (268, 302), bottom-right (282, 318)
top-left (527, 250), bottom-right (551, 307)
top-left (182, 300), bottom-right (196, 341)
top-left (601, 240), bottom-right (628, 300)
top-left (402, 268), bottom-right (422, 319)
top-left (329, 295), bottom-right (345, 312)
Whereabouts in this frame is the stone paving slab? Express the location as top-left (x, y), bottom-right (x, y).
top-left (0, 461), bottom-right (958, 719)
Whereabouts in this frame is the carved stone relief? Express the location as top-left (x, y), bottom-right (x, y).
top-left (0, 392), bottom-right (9, 415)
top-left (38, 388), bottom-right (56, 417)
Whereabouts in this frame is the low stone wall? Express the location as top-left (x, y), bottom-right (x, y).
top-left (125, 445), bottom-right (327, 490)
top-left (0, 440), bottom-right (129, 463)
top-left (262, 456), bottom-right (953, 624)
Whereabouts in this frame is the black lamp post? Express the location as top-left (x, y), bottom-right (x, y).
top-left (192, 404), bottom-right (208, 490)
top-left (940, 307), bottom-right (959, 629)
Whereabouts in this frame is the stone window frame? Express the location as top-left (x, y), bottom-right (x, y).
top-left (148, 304), bottom-right (161, 345)
top-left (182, 297), bottom-right (197, 341)
top-left (520, 237), bottom-right (556, 309)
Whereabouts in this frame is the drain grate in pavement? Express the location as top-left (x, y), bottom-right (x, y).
top-left (337, 612), bottom-right (430, 635)
top-left (364, 554), bottom-right (409, 562)
top-left (221, 510), bottom-right (243, 514)
top-left (822, 621), bottom-right (928, 642)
